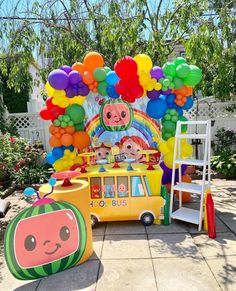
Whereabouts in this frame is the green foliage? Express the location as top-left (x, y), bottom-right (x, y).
top-left (0, 133), bottom-right (53, 188)
top-left (0, 97), bottom-right (18, 135)
top-left (211, 150), bottom-right (236, 178)
top-left (0, 0), bottom-right (235, 99)
top-left (213, 127), bottom-right (236, 154)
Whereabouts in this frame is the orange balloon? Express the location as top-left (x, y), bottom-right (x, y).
top-left (65, 126), bottom-right (75, 134)
top-left (49, 124), bottom-right (57, 135)
top-left (186, 86), bottom-right (193, 96)
top-left (175, 174), bottom-right (192, 203)
top-left (72, 62), bottom-right (86, 75)
top-left (176, 94), bottom-right (182, 100)
top-left (55, 133), bottom-right (61, 139)
top-left (73, 131), bottom-right (90, 150)
top-left (60, 129), bottom-right (65, 134)
top-left (92, 88), bottom-right (98, 93)
top-left (167, 183), bottom-right (171, 193)
top-left (61, 133), bottom-right (73, 146)
top-left (83, 52), bottom-right (104, 72)
top-left (49, 135), bottom-right (61, 147)
top-left (82, 71), bottom-right (94, 85)
top-left (93, 81), bottom-right (98, 86)
top-left (182, 97), bottom-right (187, 103)
top-left (89, 84), bottom-right (94, 90)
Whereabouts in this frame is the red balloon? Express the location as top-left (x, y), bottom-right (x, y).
top-left (39, 108), bottom-right (52, 120)
top-left (114, 56), bottom-right (138, 81)
top-left (50, 106), bottom-right (65, 121)
top-left (115, 80), bottom-right (127, 95)
top-left (130, 84), bottom-right (144, 99)
top-left (46, 97), bottom-right (54, 109)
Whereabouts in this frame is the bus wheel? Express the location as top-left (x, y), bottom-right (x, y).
top-left (141, 212), bottom-right (154, 226)
top-left (91, 215), bottom-right (98, 228)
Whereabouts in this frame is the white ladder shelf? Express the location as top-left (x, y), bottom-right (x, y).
top-left (169, 120), bottom-right (211, 231)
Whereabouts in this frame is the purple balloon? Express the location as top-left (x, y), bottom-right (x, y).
top-left (78, 84), bottom-right (89, 96)
top-left (147, 89), bottom-right (160, 100)
top-left (65, 85), bottom-right (77, 98)
top-left (48, 69), bottom-right (69, 90)
top-left (60, 65), bottom-right (72, 75)
top-left (160, 89), bottom-right (172, 96)
top-left (150, 66), bottom-right (164, 80)
top-left (69, 71), bottom-right (82, 85)
top-left (160, 161), bottom-right (188, 184)
top-left (78, 81), bottom-right (85, 88)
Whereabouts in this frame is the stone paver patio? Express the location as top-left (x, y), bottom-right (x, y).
top-left (0, 178), bottom-right (236, 291)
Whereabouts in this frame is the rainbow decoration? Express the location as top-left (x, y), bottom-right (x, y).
top-left (85, 109), bottom-right (160, 146)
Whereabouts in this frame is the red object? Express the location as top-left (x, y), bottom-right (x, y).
top-left (206, 192), bottom-right (216, 238)
top-left (114, 56), bottom-right (137, 81)
top-left (51, 171), bottom-right (80, 187)
top-left (144, 161), bottom-right (156, 171)
top-left (39, 108), bottom-right (52, 120)
top-left (113, 162), bottom-right (120, 168)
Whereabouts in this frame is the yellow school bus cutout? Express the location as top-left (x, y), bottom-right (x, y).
top-left (79, 163), bottom-right (165, 227)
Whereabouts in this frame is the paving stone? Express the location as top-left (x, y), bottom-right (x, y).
top-left (146, 221), bottom-right (187, 234)
top-left (193, 232), bottom-right (236, 258)
top-left (153, 257), bottom-right (221, 291)
top-left (212, 179), bottom-right (236, 187)
top-left (89, 235), bottom-right (104, 260)
top-left (105, 221), bottom-right (146, 235)
top-left (206, 256), bottom-right (236, 291)
top-left (149, 233), bottom-right (202, 259)
top-left (92, 222), bottom-right (106, 236)
top-left (96, 259), bottom-right (157, 291)
top-left (216, 207), bottom-right (236, 233)
top-left (37, 260), bottom-right (99, 291)
top-left (102, 234), bottom-right (150, 259)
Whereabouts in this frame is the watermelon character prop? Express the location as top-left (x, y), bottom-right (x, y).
top-left (100, 99), bottom-right (134, 131)
top-left (4, 177), bottom-right (87, 280)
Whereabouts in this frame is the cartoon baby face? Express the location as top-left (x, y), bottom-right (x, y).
top-left (14, 209), bottom-right (79, 268)
top-left (103, 104), bottom-right (130, 127)
top-left (122, 138), bottom-right (143, 161)
top-left (118, 184), bottom-right (126, 192)
top-left (95, 146), bottom-right (111, 160)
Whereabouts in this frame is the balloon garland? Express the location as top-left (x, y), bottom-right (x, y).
top-left (40, 52), bottom-right (202, 182)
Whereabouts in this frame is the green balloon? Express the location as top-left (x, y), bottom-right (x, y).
top-left (159, 78), bottom-right (164, 84)
top-left (98, 81), bottom-right (108, 96)
top-left (65, 104), bottom-right (85, 124)
top-left (54, 119), bottom-right (60, 126)
top-left (173, 57), bottom-right (187, 67)
top-left (163, 120), bottom-right (176, 132)
top-left (94, 68), bottom-right (106, 82)
top-left (68, 121), bottom-right (74, 126)
top-left (58, 115), bottom-right (64, 121)
top-left (63, 115), bottom-right (70, 122)
top-left (171, 115), bottom-right (178, 122)
top-left (163, 78), bottom-right (170, 87)
top-left (61, 121), bottom-right (67, 128)
top-left (162, 86), bottom-right (168, 92)
top-left (162, 131), bottom-right (172, 141)
top-left (173, 77), bottom-right (184, 89)
top-left (169, 82), bottom-right (175, 89)
top-left (169, 109), bottom-right (178, 116)
top-left (163, 62), bottom-right (176, 77)
top-left (176, 64), bottom-right (190, 79)
top-left (164, 114), bottom-right (171, 121)
top-left (104, 66), bottom-right (111, 73)
top-left (183, 65), bottom-right (202, 86)
top-left (178, 116), bottom-right (188, 132)
top-left (75, 123), bottom-right (84, 131)
top-left (166, 76), bottom-right (173, 81)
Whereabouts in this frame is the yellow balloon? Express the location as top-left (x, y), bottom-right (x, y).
top-left (181, 143), bottom-right (193, 158)
top-left (164, 152), bottom-right (179, 169)
top-left (134, 54), bottom-right (153, 72)
top-left (54, 90), bottom-right (66, 98)
top-left (167, 137), bottom-right (176, 150)
top-left (155, 82), bottom-right (162, 91)
top-left (70, 96), bottom-right (86, 105)
top-left (147, 83), bottom-right (154, 91)
top-left (139, 71), bottom-right (151, 85)
top-left (159, 141), bottom-right (169, 155)
top-left (52, 97), bottom-right (58, 105)
top-left (45, 82), bottom-right (55, 96)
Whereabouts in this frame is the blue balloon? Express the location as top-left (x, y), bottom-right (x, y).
top-left (182, 96), bottom-right (193, 110)
top-left (146, 99), bottom-right (168, 119)
top-left (106, 71), bottom-right (119, 86)
top-left (46, 152), bottom-right (56, 165)
top-left (48, 177), bottom-right (57, 186)
top-left (52, 147), bottom-right (64, 159)
top-left (166, 93), bottom-right (176, 105)
top-left (106, 85), bottom-right (119, 98)
top-left (24, 187), bottom-right (35, 197)
top-left (63, 145), bottom-right (74, 152)
top-left (171, 103), bottom-right (183, 116)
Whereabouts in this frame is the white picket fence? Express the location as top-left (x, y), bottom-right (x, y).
top-left (7, 100), bottom-right (236, 157)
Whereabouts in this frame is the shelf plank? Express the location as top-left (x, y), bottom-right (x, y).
top-left (171, 207), bottom-right (203, 225)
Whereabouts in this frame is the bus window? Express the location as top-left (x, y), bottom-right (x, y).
top-left (103, 177), bottom-right (115, 198)
top-left (131, 176), bottom-right (145, 197)
top-left (144, 176), bottom-right (151, 196)
top-left (117, 176), bottom-right (128, 198)
top-left (90, 177), bottom-right (102, 199)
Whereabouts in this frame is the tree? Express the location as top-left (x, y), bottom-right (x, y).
top-left (0, 0), bottom-right (235, 100)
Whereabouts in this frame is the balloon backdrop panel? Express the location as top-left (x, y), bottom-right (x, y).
top-left (40, 52), bottom-right (201, 188)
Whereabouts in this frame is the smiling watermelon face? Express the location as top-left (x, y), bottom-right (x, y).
top-left (4, 200), bottom-right (87, 280)
top-left (100, 99), bottom-right (133, 131)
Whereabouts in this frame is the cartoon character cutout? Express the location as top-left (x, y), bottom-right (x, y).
top-left (117, 184), bottom-right (128, 197)
top-left (91, 184), bottom-right (101, 198)
top-left (100, 99), bottom-right (133, 131)
top-left (4, 179), bottom-right (87, 280)
top-left (103, 185), bottom-right (115, 198)
top-left (93, 142), bottom-right (111, 160)
top-left (118, 136), bottom-right (148, 162)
